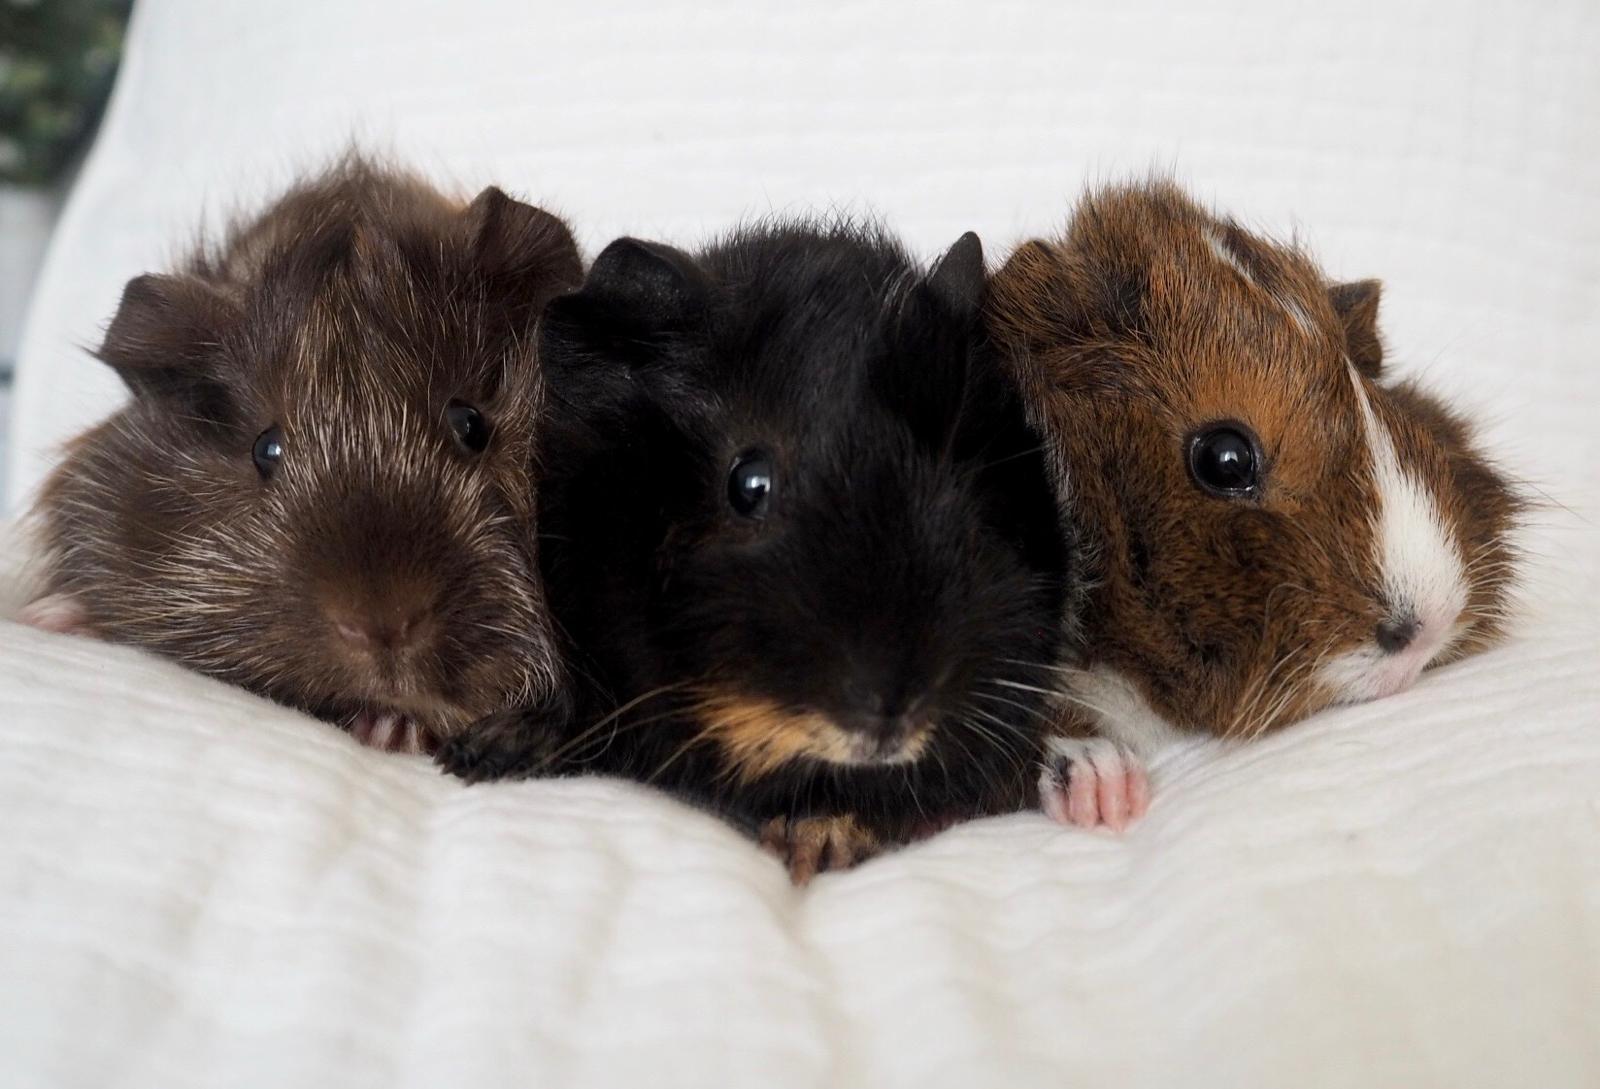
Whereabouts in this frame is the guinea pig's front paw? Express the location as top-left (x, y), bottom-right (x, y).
top-left (1039, 736), bottom-right (1150, 832)
top-left (759, 814), bottom-right (883, 885)
top-left (16, 593), bottom-right (94, 637)
top-left (433, 707), bottom-right (558, 783)
top-left (348, 710), bottom-right (435, 755)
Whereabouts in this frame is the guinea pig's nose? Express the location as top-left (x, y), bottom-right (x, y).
top-left (840, 692), bottom-right (927, 740)
top-left (329, 608), bottom-right (431, 654)
top-left (1375, 615), bottom-right (1420, 655)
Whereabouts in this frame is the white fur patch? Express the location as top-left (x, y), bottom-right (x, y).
top-left (1061, 664), bottom-right (1188, 758)
top-left (1323, 368), bottom-right (1470, 703)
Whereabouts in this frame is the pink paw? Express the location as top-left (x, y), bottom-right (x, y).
top-left (349, 709), bottom-right (433, 755)
top-left (1039, 736), bottom-right (1150, 832)
top-left (17, 593), bottom-right (95, 637)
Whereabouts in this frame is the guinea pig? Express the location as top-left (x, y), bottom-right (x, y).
top-left (439, 221), bottom-right (1074, 881)
top-left (19, 157), bottom-right (584, 754)
top-left (984, 180), bottom-right (1521, 829)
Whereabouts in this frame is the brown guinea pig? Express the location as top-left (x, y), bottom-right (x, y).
top-left (985, 180), bottom-right (1521, 829)
top-left (19, 157), bottom-right (583, 753)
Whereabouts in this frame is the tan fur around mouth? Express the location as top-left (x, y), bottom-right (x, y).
top-left (693, 693), bottom-right (930, 784)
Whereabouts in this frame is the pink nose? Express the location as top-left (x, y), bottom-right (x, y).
top-left (329, 608), bottom-right (430, 653)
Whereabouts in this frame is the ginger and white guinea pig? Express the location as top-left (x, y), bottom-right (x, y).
top-left (439, 220), bottom-right (1074, 882)
top-left (985, 180), bottom-right (1520, 828)
top-left (22, 157), bottom-right (583, 753)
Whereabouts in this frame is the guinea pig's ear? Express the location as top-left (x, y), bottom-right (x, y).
top-left (97, 272), bottom-right (239, 406)
top-left (1330, 278), bottom-right (1384, 378)
top-left (543, 237), bottom-right (708, 366)
top-left (463, 186), bottom-right (584, 301)
top-left (585, 237), bottom-right (707, 327)
top-left (925, 231), bottom-right (985, 314)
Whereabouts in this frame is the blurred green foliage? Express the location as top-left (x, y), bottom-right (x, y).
top-left (0, 0), bottom-right (133, 186)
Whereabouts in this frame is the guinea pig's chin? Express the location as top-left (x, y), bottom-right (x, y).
top-left (831, 725), bottom-right (933, 768)
top-left (339, 693), bottom-right (466, 735)
top-left (326, 644), bottom-right (541, 732)
top-left (323, 669), bottom-right (497, 733)
top-left (693, 693), bottom-right (934, 781)
top-left (783, 722), bottom-right (932, 772)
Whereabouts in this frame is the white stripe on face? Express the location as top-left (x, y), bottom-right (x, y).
top-left (1320, 366), bottom-right (1469, 703)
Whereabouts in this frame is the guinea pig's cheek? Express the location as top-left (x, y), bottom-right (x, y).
top-left (1219, 510), bottom-right (1281, 569)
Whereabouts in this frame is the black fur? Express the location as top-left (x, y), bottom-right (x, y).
top-left (441, 220), bottom-right (1074, 845)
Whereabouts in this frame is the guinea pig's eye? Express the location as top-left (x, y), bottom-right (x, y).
top-left (447, 401), bottom-right (491, 454)
top-left (727, 450), bottom-right (774, 519)
top-left (251, 425), bottom-right (284, 480)
top-left (1187, 423), bottom-right (1262, 498)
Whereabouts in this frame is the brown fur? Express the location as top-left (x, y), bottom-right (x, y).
top-left (986, 180), bottom-right (1520, 739)
top-left (30, 157), bottom-right (583, 743)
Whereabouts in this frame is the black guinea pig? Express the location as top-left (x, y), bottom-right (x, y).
top-left (21, 157), bottom-right (583, 753)
top-left (439, 221), bottom-right (1076, 881)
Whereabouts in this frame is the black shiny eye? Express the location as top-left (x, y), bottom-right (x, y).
top-left (447, 401), bottom-right (491, 454)
top-left (727, 450), bottom-right (773, 519)
top-left (252, 425), bottom-right (284, 479)
top-left (1187, 423), bottom-right (1261, 497)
